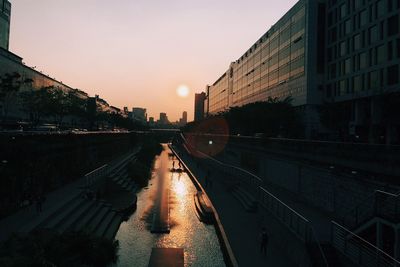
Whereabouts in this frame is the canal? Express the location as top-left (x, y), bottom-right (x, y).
top-left (114, 144), bottom-right (226, 267)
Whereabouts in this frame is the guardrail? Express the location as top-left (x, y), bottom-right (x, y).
top-left (85, 164), bottom-right (108, 187)
top-left (331, 221), bottom-right (400, 267)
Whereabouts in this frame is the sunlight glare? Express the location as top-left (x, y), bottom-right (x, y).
top-left (177, 85), bottom-right (190, 98)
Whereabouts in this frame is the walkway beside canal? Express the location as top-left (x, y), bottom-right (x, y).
top-left (172, 145), bottom-right (300, 267)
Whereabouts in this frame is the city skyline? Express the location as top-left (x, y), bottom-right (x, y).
top-left (9, 0), bottom-right (298, 121)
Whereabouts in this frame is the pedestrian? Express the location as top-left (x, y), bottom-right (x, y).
top-left (259, 227), bottom-right (269, 256)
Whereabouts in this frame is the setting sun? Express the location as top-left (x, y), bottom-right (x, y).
top-left (176, 85), bottom-right (190, 98)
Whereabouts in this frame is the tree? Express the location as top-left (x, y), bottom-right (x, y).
top-left (0, 72), bottom-right (32, 122)
top-left (20, 86), bottom-right (55, 126)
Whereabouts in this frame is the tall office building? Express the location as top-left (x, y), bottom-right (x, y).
top-left (182, 111), bottom-right (187, 124)
top-left (194, 92), bottom-right (206, 121)
top-left (0, 0), bottom-right (11, 50)
top-left (205, 0), bottom-right (326, 136)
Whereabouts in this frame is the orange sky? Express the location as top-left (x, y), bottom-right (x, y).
top-left (9, 0), bottom-right (297, 122)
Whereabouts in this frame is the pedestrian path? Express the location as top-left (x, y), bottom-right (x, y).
top-left (172, 145), bottom-right (300, 267)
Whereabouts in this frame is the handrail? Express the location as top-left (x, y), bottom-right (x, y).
top-left (331, 221), bottom-right (400, 266)
top-left (85, 164), bottom-right (108, 187)
top-left (259, 186), bottom-right (309, 222)
top-left (342, 189), bottom-right (400, 228)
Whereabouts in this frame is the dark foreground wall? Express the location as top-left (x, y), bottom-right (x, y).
top-left (0, 132), bottom-right (137, 218)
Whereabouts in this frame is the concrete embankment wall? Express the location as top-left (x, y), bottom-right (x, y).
top-left (0, 132), bottom-right (137, 218)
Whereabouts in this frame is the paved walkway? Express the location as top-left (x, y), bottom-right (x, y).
top-left (173, 146), bottom-right (303, 267)
top-left (0, 147), bottom-right (140, 242)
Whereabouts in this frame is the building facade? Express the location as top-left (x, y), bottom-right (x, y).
top-left (0, 0), bottom-right (10, 50)
top-left (204, 0), bottom-right (326, 136)
top-left (324, 0), bottom-right (400, 143)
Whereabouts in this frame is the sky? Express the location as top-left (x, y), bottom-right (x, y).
top-left (9, 0), bottom-right (298, 122)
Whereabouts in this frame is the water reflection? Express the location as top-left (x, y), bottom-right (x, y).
top-left (114, 145), bottom-right (225, 267)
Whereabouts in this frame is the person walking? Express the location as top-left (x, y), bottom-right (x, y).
top-left (260, 227), bottom-right (269, 256)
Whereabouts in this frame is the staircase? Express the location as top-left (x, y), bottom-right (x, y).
top-left (231, 186), bottom-right (258, 212)
top-left (18, 150), bottom-right (138, 240)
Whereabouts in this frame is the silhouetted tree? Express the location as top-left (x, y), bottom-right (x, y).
top-left (0, 72), bottom-right (32, 122)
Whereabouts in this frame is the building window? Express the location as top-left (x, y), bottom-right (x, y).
top-left (345, 19), bottom-right (352, 35)
top-left (353, 75), bottom-right (363, 92)
top-left (368, 70), bottom-right (379, 89)
top-left (360, 9), bottom-right (368, 27)
top-left (340, 4), bottom-right (347, 18)
top-left (345, 58), bottom-right (351, 74)
top-left (359, 52), bottom-right (367, 68)
top-left (369, 25), bottom-right (378, 44)
top-left (388, 14), bottom-right (399, 36)
top-left (353, 34), bottom-right (361, 50)
top-left (388, 41), bottom-right (394, 60)
top-left (377, 45), bottom-right (385, 64)
top-left (387, 64), bottom-right (399, 85)
top-left (340, 41), bottom-right (346, 56)
top-left (377, 0), bottom-right (386, 18)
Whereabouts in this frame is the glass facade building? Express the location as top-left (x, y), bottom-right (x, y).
top-left (205, 0), bottom-right (327, 135)
top-left (0, 0), bottom-right (11, 50)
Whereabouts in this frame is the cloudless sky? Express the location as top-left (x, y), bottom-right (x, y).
top-left (9, 0), bottom-right (297, 121)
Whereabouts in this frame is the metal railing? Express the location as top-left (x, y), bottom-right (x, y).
top-left (331, 221), bottom-right (400, 267)
top-left (85, 164), bottom-right (108, 187)
top-left (342, 190), bottom-right (400, 230)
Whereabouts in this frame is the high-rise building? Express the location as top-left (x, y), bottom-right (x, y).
top-left (182, 111), bottom-right (187, 124)
top-left (204, 0), bottom-right (326, 136)
top-left (194, 92), bottom-right (206, 121)
top-left (0, 0), bottom-right (11, 50)
top-left (159, 112), bottom-right (169, 125)
top-left (132, 107), bottom-right (147, 122)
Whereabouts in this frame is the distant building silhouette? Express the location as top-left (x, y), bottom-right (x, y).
top-left (159, 112), bottom-right (169, 125)
top-left (131, 107), bottom-right (147, 122)
top-left (194, 92), bottom-right (206, 121)
top-left (179, 111), bottom-right (187, 126)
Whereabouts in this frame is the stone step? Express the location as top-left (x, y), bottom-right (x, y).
top-left (74, 202), bottom-right (105, 232)
top-left (42, 197), bottom-right (84, 230)
top-left (232, 188), bottom-right (257, 212)
top-left (104, 214), bottom-right (123, 240)
top-left (19, 195), bottom-right (80, 233)
top-left (86, 205), bottom-right (111, 233)
top-left (94, 211), bottom-right (116, 237)
top-left (236, 187), bottom-right (257, 207)
top-left (58, 200), bottom-right (95, 233)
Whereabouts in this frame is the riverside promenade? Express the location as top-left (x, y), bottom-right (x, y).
top-left (171, 145), bottom-right (301, 267)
